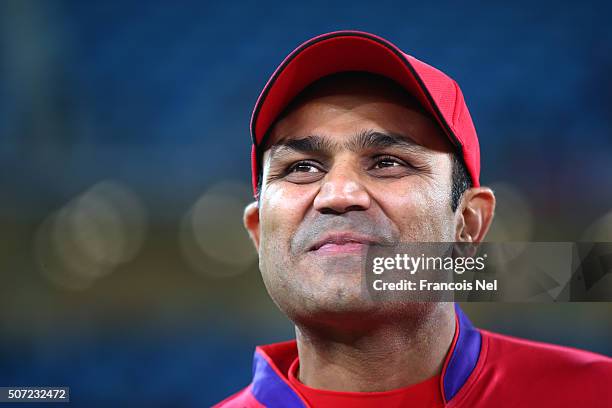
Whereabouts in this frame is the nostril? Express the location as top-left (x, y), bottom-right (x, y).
top-left (313, 179), bottom-right (371, 214)
top-left (345, 205), bottom-right (367, 212)
top-left (319, 207), bottom-right (343, 215)
top-left (319, 205), bottom-right (367, 215)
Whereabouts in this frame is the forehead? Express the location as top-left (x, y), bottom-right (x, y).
top-left (265, 73), bottom-right (454, 153)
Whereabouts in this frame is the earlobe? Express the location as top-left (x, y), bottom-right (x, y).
top-left (456, 187), bottom-right (496, 243)
top-left (244, 201), bottom-right (261, 251)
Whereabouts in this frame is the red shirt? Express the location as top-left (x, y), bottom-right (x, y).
top-left (214, 305), bottom-right (612, 408)
top-left (288, 356), bottom-right (444, 408)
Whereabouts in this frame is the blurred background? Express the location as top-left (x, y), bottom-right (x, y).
top-left (1, 0), bottom-right (611, 406)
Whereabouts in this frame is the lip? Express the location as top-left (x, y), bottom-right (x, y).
top-left (308, 232), bottom-right (376, 254)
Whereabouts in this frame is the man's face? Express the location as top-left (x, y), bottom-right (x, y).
top-left (252, 75), bottom-right (459, 325)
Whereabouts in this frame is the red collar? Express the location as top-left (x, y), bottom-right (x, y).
top-left (287, 354), bottom-right (443, 407)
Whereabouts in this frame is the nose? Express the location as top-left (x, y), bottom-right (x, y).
top-left (313, 163), bottom-right (371, 214)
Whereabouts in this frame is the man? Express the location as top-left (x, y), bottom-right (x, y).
top-left (215, 31), bottom-right (611, 407)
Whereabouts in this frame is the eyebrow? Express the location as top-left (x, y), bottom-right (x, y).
top-left (268, 130), bottom-right (423, 160)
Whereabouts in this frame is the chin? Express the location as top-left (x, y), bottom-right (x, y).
top-left (282, 288), bottom-right (382, 326)
top-left (283, 288), bottom-right (441, 332)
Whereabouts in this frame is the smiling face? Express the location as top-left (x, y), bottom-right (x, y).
top-left (246, 73), bottom-right (470, 329)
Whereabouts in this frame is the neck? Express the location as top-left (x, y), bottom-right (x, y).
top-left (294, 303), bottom-right (456, 392)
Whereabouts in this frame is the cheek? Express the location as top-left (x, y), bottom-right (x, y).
top-left (374, 177), bottom-right (455, 241)
top-left (258, 183), bottom-right (314, 258)
top-left (257, 183), bottom-right (319, 313)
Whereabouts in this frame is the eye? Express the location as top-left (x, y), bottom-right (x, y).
top-left (368, 155), bottom-right (419, 178)
top-left (288, 161), bottom-right (322, 173)
top-left (373, 156), bottom-right (403, 169)
top-left (282, 160), bottom-right (326, 184)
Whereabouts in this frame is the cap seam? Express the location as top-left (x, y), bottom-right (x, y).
top-left (452, 80), bottom-right (462, 131)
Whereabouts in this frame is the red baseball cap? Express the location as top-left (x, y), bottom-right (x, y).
top-left (250, 30), bottom-right (480, 196)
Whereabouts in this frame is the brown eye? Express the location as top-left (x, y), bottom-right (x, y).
top-left (369, 155), bottom-right (417, 178)
top-left (284, 161), bottom-right (325, 184)
top-left (290, 162), bottom-right (321, 173)
top-left (374, 158), bottom-right (401, 169)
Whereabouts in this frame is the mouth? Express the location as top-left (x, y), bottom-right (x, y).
top-left (308, 232), bottom-right (376, 255)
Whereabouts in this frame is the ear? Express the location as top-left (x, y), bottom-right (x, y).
top-left (244, 201), bottom-right (261, 251)
top-left (455, 187), bottom-right (496, 243)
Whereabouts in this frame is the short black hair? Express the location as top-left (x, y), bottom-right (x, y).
top-left (255, 151), bottom-right (471, 212)
top-left (450, 153), bottom-right (472, 211)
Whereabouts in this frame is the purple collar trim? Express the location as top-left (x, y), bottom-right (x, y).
top-left (442, 304), bottom-right (482, 402)
top-left (251, 351), bottom-right (306, 408)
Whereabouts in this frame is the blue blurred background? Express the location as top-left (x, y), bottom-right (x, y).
top-left (1, 0), bottom-right (611, 406)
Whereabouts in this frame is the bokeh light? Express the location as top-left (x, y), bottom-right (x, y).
top-left (485, 182), bottom-right (535, 242)
top-left (180, 181), bottom-right (257, 278)
top-left (582, 209), bottom-right (612, 242)
top-left (35, 180), bottom-right (147, 290)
